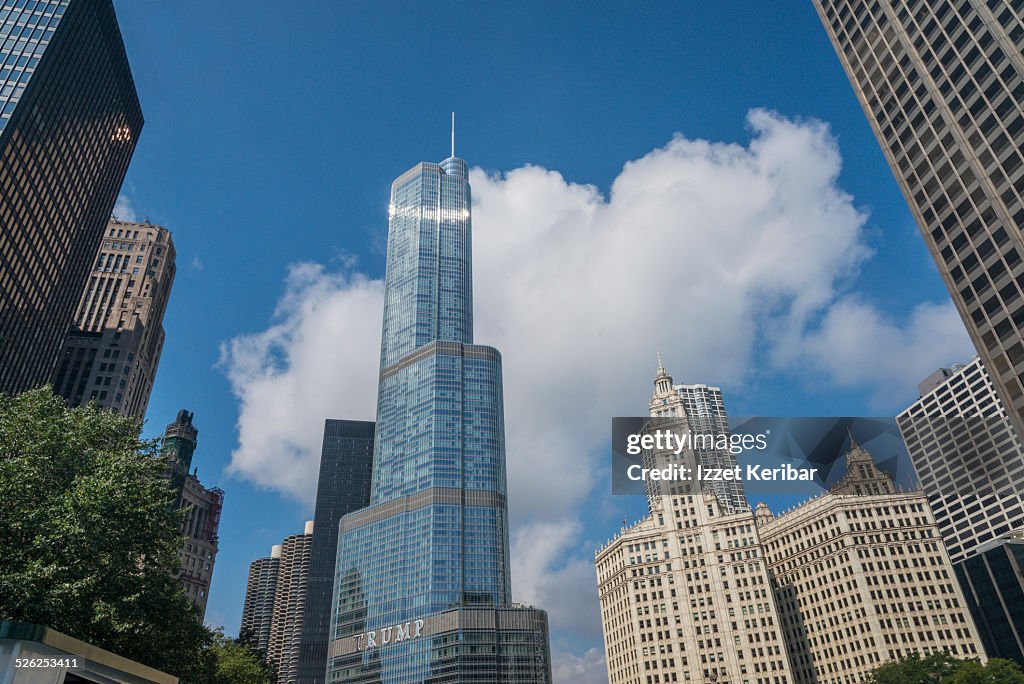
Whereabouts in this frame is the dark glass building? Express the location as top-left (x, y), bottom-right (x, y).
top-left (0, 0), bottom-right (142, 395)
top-left (327, 151), bottom-right (551, 683)
top-left (954, 533), bottom-right (1024, 664)
top-left (298, 419), bottom-right (375, 684)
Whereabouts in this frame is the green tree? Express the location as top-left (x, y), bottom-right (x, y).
top-left (869, 652), bottom-right (1024, 684)
top-left (210, 628), bottom-right (276, 684)
top-left (868, 652), bottom-right (963, 683)
top-left (948, 659), bottom-right (1024, 684)
top-left (0, 388), bottom-right (215, 682)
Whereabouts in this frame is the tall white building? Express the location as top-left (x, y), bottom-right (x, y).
top-left (897, 357), bottom-right (1024, 564)
top-left (269, 521), bottom-right (314, 684)
top-left (597, 360), bottom-right (794, 684)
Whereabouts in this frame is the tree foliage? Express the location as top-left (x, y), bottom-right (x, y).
top-left (0, 389), bottom-right (215, 681)
top-left (210, 628), bottom-right (276, 684)
top-left (868, 652), bottom-right (1024, 684)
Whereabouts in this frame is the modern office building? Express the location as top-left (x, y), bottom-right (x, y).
top-left (813, 0), bottom-right (1024, 438)
top-left (650, 356), bottom-right (747, 514)
top-left (269, 522), bottom-right (314, 684)
top-left (328, 145), bottom-right (552, 683)
top-left (597, 362), bottom-right (793, 684)
top-left (954, 531), bottom-right (1024, 664)
top-left (0, 0), bottom-right (143, 395)
top-left (297, 419), bottom-right (375, 684)
top-left (50, 218), bottom-right (174, 419)
top-left (242, 545), bottom-right (282, 656)
top-left (160, 409), bottom-right (223, 620)
top-left (897, 357), bottom-right (1024, 564)
top-left (757, 442), bottom-right (985, 684)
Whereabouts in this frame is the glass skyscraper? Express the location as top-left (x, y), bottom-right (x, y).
top-left (327, 152), bottom-right (551, 683)
top-left (0, 0), bottom-right (142, 395)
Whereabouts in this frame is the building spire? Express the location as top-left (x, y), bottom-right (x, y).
top-left (451, 111), bottom-right (455, 158)
top-left (657, 350), bottom-right (666, 375)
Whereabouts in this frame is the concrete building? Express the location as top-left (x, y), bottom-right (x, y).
top-left (756, 442), bottom-right (985, 684)
top-left (160, 409), bottom-right (222, 620)
top-left (897, 357), bottom-right (1024, 564)
top-left (268, 522), bottom-right (314, 684)
top-left (597, 361), bottom-right (793, 684)
top-left (650, 356), bottom-right (746, 514)
top-left (297, 420), bottom-right (375, 684)
top-left (954, 531), bottom-right (1024, 663)
top-left (0, 0), bottom-right (143, 396)
top-left (813, 0), bottom-right (1024, 439)
top-left (51, 218), bottom-right (175, 419)
top-left (241, 545), bottom-right (281, 656)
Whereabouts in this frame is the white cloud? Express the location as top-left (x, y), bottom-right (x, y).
top-left (218, 108), bottom-right (972, 674)
top-left (552, 647), bottom-right (607, 684)
top-left (796, 298), bottom-right (974, 408)
top-left (113, 193), bottom-right (137, 222)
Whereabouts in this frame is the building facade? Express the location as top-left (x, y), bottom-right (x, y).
top-left (242, 545), bottom-right (282, 656)
top-left (270, 522), bottom-right (315, 684)
top-left (328, 150), bottom-right (551, 683)
top-left (297, 419), bottom-right (375, 684)
top-left (757, 443), bottom-right (985, 684)
top-left (954, 532), bottom-right (1024, 663)
top-left (161, 409), bottom-right (223, 620)
top-left (51, 218), bottom-right (174, 419)
top-left (598, 362), bottom-right (793, 684)
top-left (813, 0), bottom-right (1024, 438)
top-left (649, 357), bottom-right (746, 514)
top-left (0, 0), bottom-right (143, 395)
top-left (897, 357), bottom-right (1024, 564)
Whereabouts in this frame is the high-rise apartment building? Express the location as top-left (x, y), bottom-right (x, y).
top-left (51, 218), bottom-right (174, 419)
top-left (598, 362), bottom-right (794, 684)
top-left (161, 409), bottom-right (223, 620)
top-left (757, 443), bottom-right (985, 684)
top-left (297, 420), bottom-right (375, 684)
top-left (897, 357), bottom-right (1024, 564)
top-left (270, 522), bottom-right (315, 684)
top-left (813, 0), bottom-right (1024, 438)
top-left (954, 531), bottom-right (1024, 663)
top-left (328, 146), bottom-right (552, 683)
top-left (242, 544), bottom-right (282, 657)
top-left (0, 0), bottom-right (143, 394)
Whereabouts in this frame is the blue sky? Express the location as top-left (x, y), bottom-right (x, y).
top-left (112, 2), bottom-right (973, 679)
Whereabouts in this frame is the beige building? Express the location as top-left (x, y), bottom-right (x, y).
top-left (51, 217), bottom-right (175, 419)
top-left (813, 0), bottom-right (1024, 440)
top-left (597, 361), bottom-right (794, 684)
top-left (756, 443), bottom-right (985, 684)
top-left (267, 521), bottom-right (314, 684)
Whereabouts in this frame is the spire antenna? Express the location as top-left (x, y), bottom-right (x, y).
top-left (451, 111), bottom-right (455, 158)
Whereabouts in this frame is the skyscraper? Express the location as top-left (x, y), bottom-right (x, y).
top-left (328, 145), bottom-right (552, 683)
top-left (813, 0), bottom-right (1024, 438)
top-left (0, 0), bottom-right (143, 395)
top-left (897, 357), bottom-right (1024, 564)
top-left (51, 218), bottom-right (175, 419)
top-left (297, 419), bottom-right (375, 684)
top-left (242, 544), bottom-right (282, 656)
top-left (650, 357), bottom-right (747, 513)
top-left (954, 532), bottom-right (1024, 664)
top-left (270, 521), bottom-right (315, 684)
top-left (161, 409), bottom-right (223, 620)
top-left (598, 361), bottom-right (794, 684)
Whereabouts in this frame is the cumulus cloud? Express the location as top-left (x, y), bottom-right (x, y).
top-left (219, 108), bottom-right (972, 678)
top-left (551, 647), bottom-right (606, 684)
top-left (797, 298), bottom-right (974, 407)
